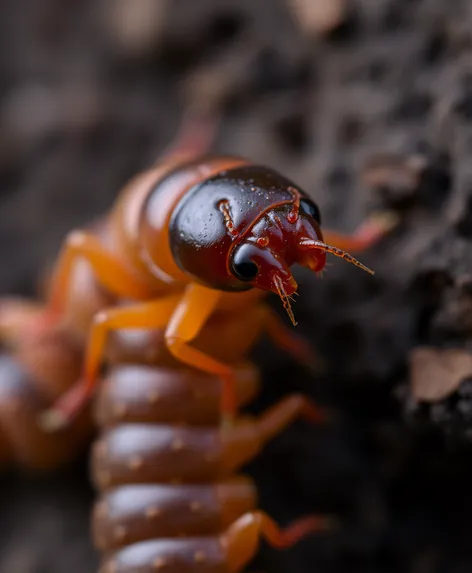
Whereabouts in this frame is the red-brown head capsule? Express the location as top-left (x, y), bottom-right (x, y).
top-left (169, 163), bottom-right (373, 323)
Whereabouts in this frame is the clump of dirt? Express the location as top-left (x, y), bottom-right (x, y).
top-left (2, 1), bottom-right (472, 572)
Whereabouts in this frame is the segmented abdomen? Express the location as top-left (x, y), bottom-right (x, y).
top-left (91, 363), bottom-right (260, 573)
top-left (0, 325), bottom-right (93, 470)
top-left (0, 247), bottom-right (112, 471)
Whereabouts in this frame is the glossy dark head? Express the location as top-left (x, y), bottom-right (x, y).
top-left (169, 163), bottom-right (373, 323)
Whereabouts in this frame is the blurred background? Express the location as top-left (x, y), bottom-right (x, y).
top-left (2, 0), bottom-right (472, 572)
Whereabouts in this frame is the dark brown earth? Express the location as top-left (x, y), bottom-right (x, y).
top-left (2, 0), bottom-right (472, 572)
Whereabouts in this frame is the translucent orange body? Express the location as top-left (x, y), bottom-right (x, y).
top-left (0, 154), bottom-right (317, 469)
top-left (38, 152), bottom-right (334, 428)
top-left (0, 130), bottom-right (389, 571)
top-left (0, 103), bottom-right (390, 470)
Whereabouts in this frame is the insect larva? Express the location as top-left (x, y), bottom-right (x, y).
top-left (0, 114), bottom-right (389, 570)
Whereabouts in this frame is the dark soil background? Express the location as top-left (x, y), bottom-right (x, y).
top-left (1, 0), bottom-right (472, 572)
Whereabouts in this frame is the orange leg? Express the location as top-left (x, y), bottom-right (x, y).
top-left (223, 394), bottom-right (326, 472)
top-left (46, 231), bottom-right (154, 320)
top-left (258, 393), bottom-right (326, 442)
top-left (262, 306), bottom-right (320, 372)
top-left (323, 211), bottom-right (398, 253)
top-left (223, 511), bottom-right (333, 573)
top-left (164, 283), bottom-right (240, 425)
top-left (39, 295), bottom-right (181, 431)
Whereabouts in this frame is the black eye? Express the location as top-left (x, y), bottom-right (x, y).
top-left (233, 261), bottom-right (258, 281)
top-left (299, 198), bottom-right (321, 224)
top-left (231, 246), bottom-right (259, 282)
